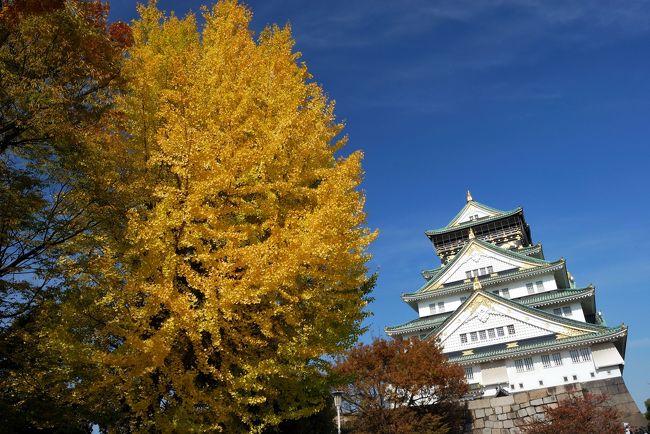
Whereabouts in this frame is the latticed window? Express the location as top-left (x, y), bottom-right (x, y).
top-left (502, 288), bottom-right (510, 298)
top-left (515, 359), bottom-right (525, 373)
top-left (460, 333), bottom-right (467, 344)
top-left (523, 357), bottom-right (534, 371)
top-left (487, 328), bottom-right (496, 339)
top-left (438, 301), bottom-right (445, 312)
top-left (464, 366), bottom-right (474, 380)
top-left (580, 348), bottom-right (591, 362)
top-left (570, 350), bottom-right (580, 363)
top-left (496, 327), bottom-right (505, 337)
top-left (535, 280), bottom-right (544, 291)
top-left (562, 306), bottom-right (572, 316)
top-left (553, 308), bottom-right (562, 316)
top-left (429, 303), bottom-right (436, 314)
top-left (487, 266), bottom-right (494, 274)
top-left (479, 330), bottom-right (487, 340)
top-left (552, 353), bottom-right (563, 366)
top-left (541, 354), bottom-right (551, 368)
top-left (470, 332), bottom-right (478, 342)
top-left (507, 325), bottom-right (516, 335)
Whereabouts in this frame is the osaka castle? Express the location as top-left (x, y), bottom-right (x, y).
top-left (385, 192), bottom-right (628, 397)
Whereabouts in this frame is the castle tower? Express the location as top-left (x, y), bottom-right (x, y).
top-left (386, 193), bottom-right (629, 399)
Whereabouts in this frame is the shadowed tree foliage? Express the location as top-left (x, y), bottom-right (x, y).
top-left (334, 337), bottom-right (468, 434)
top-left (522, 392), bottom-right (623, 434)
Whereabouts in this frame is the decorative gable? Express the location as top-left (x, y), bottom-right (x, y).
top-left (434, 291), bottom-right (596, 354)
top-left (451, 203), bottom-right (500, 226)
top-left (426, 240), bottom-right (543, 289)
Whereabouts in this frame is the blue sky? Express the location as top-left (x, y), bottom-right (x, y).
top-left (109, 0), bottom-right (650, 409)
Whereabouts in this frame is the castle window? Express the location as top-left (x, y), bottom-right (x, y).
top-left (579, 348), bottom-right (591, 362)
top-left (541, 354), bottom-right (551, 368)
top-left (523, 357), bottom-right (534, 371)
top-left (535, 280), bottom-right (544, 291)
top-left (479, 267), bottom-right (487, 276)
top-left (590, 372), bottom-right (595, 378)
top-left (487, 328), bottom-right (495, 339)
top-left (479, 330), bottom-right (487, 340)
top-left (562, 306), bottom-right (572, 317)
top-left (519, 383), bottom-right (524, 389)
top-left (492, 289), bottom-right (500, 295)
top-left (552, 353), bottom-right (563, 366)
top-left (487, 266), bottom-right (494, 274)
top-left (466, 271), bottom-right (472, 279)
top-left (507, 325), bottom-right (516, 335)
top-left (515, 359), bottom-right (525, 373)
top-left (438, 302), bottom-right (445, 312)
top-left (570, 350), bottom-right (580, 363)
top-left (510, 384), bottom-right (515, 390)
top-left (572, 375), bottom-right (577, 380)
top-left (496, 327), bottom-right (505, 337)
top-left (539, 380), bottom-right (544, 386)
top-left (470, 332), bottom-right (478, 342)
top-left (464, 367), bottom-right (474, 380)
top-left (501, 288), bottom-right (510, 298)
top-left (563, 376), bottom-right (568, 382)
top-left (553, 308), bottom-right (562, 316)
top-left (460, 333), bottom-right (467, 344)
top-left (526, 283), bottom-right (535, 294)
top-left (429, 304), bottom-right (436, 314)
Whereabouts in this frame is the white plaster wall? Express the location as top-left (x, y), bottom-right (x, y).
top-left (442, 251), bottom-right (523, 284)
top-left (455, 206), bottom-right (493, 225)
top-left (506, 274), bottom-right (558, 299)
top-left (504, 349), bottom-right (622, 394)
top-left (417, 292), bottom-right (472, 317)
top-left (543, 302), bottom-right (586, 322)
top-left (441, 312), bottom-right (554, 353)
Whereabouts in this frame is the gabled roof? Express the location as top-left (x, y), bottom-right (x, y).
top-left (426, 207), bottom-right (523, 236)
top-left (387, 287), bottom-right (595, 336)
top-left (402, 261), bottom-right (568, 306)
top-left (447, 200), bottom-right (510, 227)
top-left (413, 238), bottom-right (552, 292)
top-left (430, 289), bottom-right (612, 345)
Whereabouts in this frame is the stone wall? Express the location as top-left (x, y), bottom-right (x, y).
top-left (464, 377), bottom-right (645, 434)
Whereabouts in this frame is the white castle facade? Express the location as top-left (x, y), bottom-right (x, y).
top-left (386, 193), bottom-right (628, 397)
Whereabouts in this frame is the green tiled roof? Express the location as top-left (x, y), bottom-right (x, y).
top-left (421, 266), bottom-right (443, 280)
top-left (518, 244), bottom-right (544, 258)
top-left (387, 287), bottom-right (594, 336)
top-left (446, 200), bottom-right (510, 228)
top-left (410, 239), bottom-right (554, 295)
top-left (402, 261), bottom-right (567, 303)
top-left (385, 313), bottom-right (452, 334)
top-left (447, 325), bottom-right (627, 365)
top-left (426, 207), bottom-right (522, 236)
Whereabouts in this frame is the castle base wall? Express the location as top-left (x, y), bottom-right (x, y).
top-left (464, 377), bottom-right (645, 433)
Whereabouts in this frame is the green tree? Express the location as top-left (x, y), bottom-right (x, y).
top-left (334, 338), bottom-right (468, 434)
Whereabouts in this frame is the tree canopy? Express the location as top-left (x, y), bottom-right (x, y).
top-left (334, 337), bottom-right (468, 434)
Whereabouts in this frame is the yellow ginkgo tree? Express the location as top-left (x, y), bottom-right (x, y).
top-left (77, 1), bottom-right (376, 431)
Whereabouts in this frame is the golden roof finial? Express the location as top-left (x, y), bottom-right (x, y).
top-left (473, 276), bottom-right (482, 290)
top-left (468, 227), bottom-right (475, 240)
top-left (466, 190), bottom-right (473, 202)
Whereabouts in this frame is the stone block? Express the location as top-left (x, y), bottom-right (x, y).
top-left (488, 414), bottom-right (497, 421)
top-left (475, 409), bottom-right (485, 418)
top-left (504, 420), bottom-right (514, 428)
top-left (503, 405), bottom-right (511, 412)
top-left (469, 399), bottom-right (491, 410)
top-left (528, 389), bottom-right (548, 400)
top-left (485, 408), bottom-right (494, 416)
top-left (530, 398), bottom-right (544, 406)
top-left (526, 407), bottom-right (536, 416)
top-left (483, 428), bottom-right (491, 434)
top-left (491, 396), bottom-right (515, 407)
top-left (542, 396), bottom-right (557, 404)
top-left (535, 405), bottom-right (546, 413)
top-left (494, 421), bottom-right (504, 429)
top-left (497, 413), bottom-right (507, 421)
top-left (514, 393), bottom-right (529, 404)
top-left (485, 420), bottom-right (494, 428)
top-left (547, 403), bottom-right (558, 410)
top-left (511, 404), bottom-right (520, 411)
top-left (474, 419), bottom-right (485, 428)
top-left (517, 409), bottom-right (528, 418)
top-left (491, 429), bottom-right (501, 434)
top-left (495, 406), bottom-right (503, 414)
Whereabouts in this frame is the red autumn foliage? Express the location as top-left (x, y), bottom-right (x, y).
top-left (523, 392), bottom-right (623, 434)
top-left (334, 338), bottom-right (469, 434)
